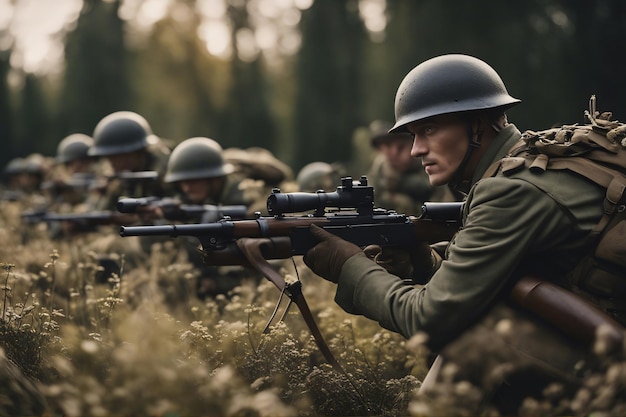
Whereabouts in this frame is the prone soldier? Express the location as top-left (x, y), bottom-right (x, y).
top-left (302, 54), bottom-right (625, 414)
top-left (296, 161), bottom-right (344, 193)
top-left (367, 120), bottom-right (459, 215)
top-left (79, 111), bottom-right (172, 278)
top-left (160, 137), bottom-right (268, 299)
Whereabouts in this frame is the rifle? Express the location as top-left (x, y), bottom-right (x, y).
top-left (21, 209), bottom-right (119, 226)
top-left (1, 190), bottom-right (24, 202)
top-left (90, 170), bottom-right (161, 194)
top-left (41, 173), bottom-right (99, 194)
top-left (119, 176), bottom-right (624, 370)
top-left (120, 176), bottom-right (460, 372)
top-left (116, 197), bottom-right (248, 223)
top-left (120, 176), bottom-right (460, 263)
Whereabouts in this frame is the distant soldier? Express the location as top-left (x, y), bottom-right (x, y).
top-left (367, 120), bottom-right (458, 215)
top-left (15, 153), bottom-right (51, 209)
top-left (2, 158), bottom-right (28, 202)
top-left (85, 111), bottom-right (172, 213)
top-left (162, 137), bottom-right (267, 299)
top-left (41, 134), bottom-right (101, 240)
top-left (44, 134), bottom-right (99, 207)
top-left (296, 161), bottom-right (344, 193)
top-left (81, 111), bottom-right (172, 279)
top-left (223, 146), bottom-right (298, 209)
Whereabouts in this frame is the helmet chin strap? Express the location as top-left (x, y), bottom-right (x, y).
top-left (449, 119), bottom-right (482, 191)
top-left (448, 114), bottom-right (507, 192)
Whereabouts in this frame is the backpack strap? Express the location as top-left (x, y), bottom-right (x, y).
top-left (530, 156), bottom-right (626, 237)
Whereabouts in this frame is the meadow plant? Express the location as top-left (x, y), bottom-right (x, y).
top-left (4, 200), bottom-right (626, 416)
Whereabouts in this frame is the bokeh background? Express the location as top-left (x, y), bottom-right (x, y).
top-left (2, 0), bottom-right (626, 173)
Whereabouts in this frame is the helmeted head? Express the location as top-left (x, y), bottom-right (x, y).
top-left (56, 133), bottom-right (94, 164)
top-left (89, 111), bottom-right (153, 157)
top-left (391, 54), bottom-right (520, 188)
top-left (390, 54), bottom-right (520, 133)
top-left (164, 137), bottom-right (234, 184)
top-left (369, 120), bottom-right (415, 173)
top-left (4, 157), bottom-right (26, 177)
top-left (296, 161), bottom-right (340, 192)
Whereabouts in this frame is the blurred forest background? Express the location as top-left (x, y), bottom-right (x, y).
top-left (1, 0), bottom-right (626, 174)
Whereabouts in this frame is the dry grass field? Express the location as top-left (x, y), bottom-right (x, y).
top-left (1, 198), bottom-right (626, 416)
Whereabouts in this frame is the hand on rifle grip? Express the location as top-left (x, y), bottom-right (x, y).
top-left (363, 245), bottom-right (414, 279)
top-left (363, 243), bottom-right (439, 284)
top-left (303, 224), bottom-right (363, 283)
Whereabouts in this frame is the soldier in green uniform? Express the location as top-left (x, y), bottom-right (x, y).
top-left (43, 133), bottom-right (100, 239)
top-left (367, 120), bottom-right (458, 215)
top-left (302, 54), bottom-right (621, 414)
top-left (296, 161), bottom-right (344, 193)
top-left (161, 137), bottom-right (266, 299)
top-left (81, 111), bottom-right (172, 279)
top-left (46, 134), bottom-right (100, 205)
top-left (85, 111), bottom-right (171, 213)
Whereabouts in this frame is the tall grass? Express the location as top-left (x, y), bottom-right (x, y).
top-left (1, 198), bottom-right (626, 416)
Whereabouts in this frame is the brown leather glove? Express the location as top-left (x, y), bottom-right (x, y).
top-left (363, 243), bottom-right (439, 284)
top-left (303, 224), bottom-right (364, 283)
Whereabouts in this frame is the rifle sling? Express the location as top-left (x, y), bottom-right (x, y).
top-left (235, 238), bottom-right (345, 373)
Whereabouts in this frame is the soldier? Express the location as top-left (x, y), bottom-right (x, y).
top-left (2, 158), bottom-right (28, 201)
top-left (162, 137), bottom-right (266, 299)
top-left (302, 54), bottom-right (623, 414)
top-left (223, 146), bottom-right (298, 207)
top-left (45, 134), bottom-right (99, 206)
top-left (367, 120), bottom-right (458, 215)
top-left (86, 111), bottom-right (171, 212)
top-left (296, 161), bottom-right (344, 193)
top-left (81, 111), bottom-right (171, 279)
top-left (42, 134), bottom-right (100, 239)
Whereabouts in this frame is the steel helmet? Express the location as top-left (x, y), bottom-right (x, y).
top-left (56, 133), bottom-right (94, 164)
top-left (390, 54), bottom-right (520, 132)
top-left (4, 158), bottom-right (26, 175)
top-left (164, 137), bottom-right (234, 183)
top-left (89, 111), bottom-right (152, 156)
top-left (369, 120), bottom-right (413, 148)
top-left (296, 161), bottom-right (338, 192)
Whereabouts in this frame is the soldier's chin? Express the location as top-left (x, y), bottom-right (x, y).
top-left (427, 173), bottom-right (447, 187)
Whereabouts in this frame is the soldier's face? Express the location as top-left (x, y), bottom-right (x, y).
top-left (407, 115), bottom-right (469, 186)
top-left (65, 159), bottom-right (91, 175)
top-left (377, 138), bottom-right (414, 173)
top-left (106, 151), bottom-right (144, 173)
top-left (180, 177), bottom-right (225, 203)
top-left (180, 179), bottom-right (212, 203)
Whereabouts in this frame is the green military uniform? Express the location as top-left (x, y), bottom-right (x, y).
top-left (164, 138), bottom-right (270, 299)
top-left (304, 53), bottom-right (621, 413)
top-left (178, 172), bottom-right (265, 299)
top-left (335, 124), bottom-right (604, 338)
top-left (333, 123), bottom-right (606, 409)
top-left (86, 142), bottom-right (171, 212)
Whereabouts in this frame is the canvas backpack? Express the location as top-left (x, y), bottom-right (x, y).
top-left (508, 96), bottom-right (626, 318)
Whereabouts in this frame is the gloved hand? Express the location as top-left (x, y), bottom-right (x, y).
top-left (303, 224), bottom-right (364, 283)
top-left (363, 242), bottom-right (439, 284)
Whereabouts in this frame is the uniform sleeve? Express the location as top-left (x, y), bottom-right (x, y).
top-left (334, 176), bottom-right (578, 347)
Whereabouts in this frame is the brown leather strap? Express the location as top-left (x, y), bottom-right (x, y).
top-left (235, 237), bottom-right (345, 373)
top-left (510, 276), bottom-right (624, 350)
